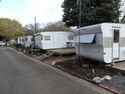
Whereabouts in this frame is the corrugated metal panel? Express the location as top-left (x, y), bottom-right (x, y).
top-left (76, 34), bottom-right (95, 43)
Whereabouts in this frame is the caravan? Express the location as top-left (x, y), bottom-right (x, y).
top-left (34, 31), bottom-right (74, 49)
top-left (23, 35), bottom-right (33, 47)
top-left (74, 23), bottom-right (125, 63)
top-left (17, 37), bottom-right (24, 45)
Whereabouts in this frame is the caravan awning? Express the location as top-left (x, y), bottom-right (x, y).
top-left (76, 34), bottom-right (95, 43)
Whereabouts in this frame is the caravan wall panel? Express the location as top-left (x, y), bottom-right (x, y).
top-left (34, 32), bottom-right (74, 50)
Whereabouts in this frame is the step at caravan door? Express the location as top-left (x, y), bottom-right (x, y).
top-left (113, 28), bottom-right (120, 59)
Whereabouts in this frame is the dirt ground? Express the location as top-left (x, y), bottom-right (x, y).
top-left (24, 48), bottom-right (125, 82)
top-left (15, 46), bottom-right (125, 83)
top-left (54, 58), bottom-right (125, 81)
top-left (51, 57), bottom-right (125, 93)
top-left (41, 55), bottom-right (78, 64)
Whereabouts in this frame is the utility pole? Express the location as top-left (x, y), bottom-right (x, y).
top-left (34, 17), bottom-right (37, 34)
top-left (33, 17), bottom-right (37, 49)
top-left (77, 0), bottom-right (82, 62)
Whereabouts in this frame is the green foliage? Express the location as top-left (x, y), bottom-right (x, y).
top-left (14, 43), bottom-right (26, 51)
top-left (62, 0), bottom-right (121, 27)
top-left (0, 18), bottom-right (24, 41)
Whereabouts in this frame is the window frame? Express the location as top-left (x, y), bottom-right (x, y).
top-left (44, 36), bottom-right (51, 41)
top-left (113, 29), bottom-right (119, 43)
top-left (68, 36), bottom-right (74, 40)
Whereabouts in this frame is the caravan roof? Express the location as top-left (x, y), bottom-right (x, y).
top-left (74, 23), bottom-right (125, 35)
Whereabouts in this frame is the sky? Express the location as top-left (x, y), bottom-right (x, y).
top-left (0, 0), bottom-right (125, 26)
top-left (0, 0), bottom-right (64, 26)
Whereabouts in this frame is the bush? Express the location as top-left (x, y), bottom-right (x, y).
top-left (14, 44), bottom-right (26, 51)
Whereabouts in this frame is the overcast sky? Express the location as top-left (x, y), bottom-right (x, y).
top-left (0, 0), bottom-right (125, 26)
top-left (0, 0), bottom-right (64, 26)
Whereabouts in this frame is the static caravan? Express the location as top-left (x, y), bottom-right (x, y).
top-left (17, 37), bottom-right (24, 45)
top-left (74, 23), bottom-right (125, 63)
top-left (23, 35), bottom-right (33, 47)
top-left (10, 38), bottom-right (16, 45)
top-left (34, 31), bottom-right (74, 49)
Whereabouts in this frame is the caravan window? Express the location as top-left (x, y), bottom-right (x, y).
top-left (35, 35), bottom-right (43, 41)
top-left (41, 35), bottom-right (43, 40)
top-left (19, 38), bottom-right (23, 42)
top-left (76, 34), bottom-right (95, 43)
top-left (68, 36), bottom-right (73, 40)
top-left (25, 37), bottom-right (28, 41)
top-left (44, 36), bottom-right (51, 40)
top-left (31, 37), bottom-right (34, 41)
top-left (114, 29), bottom-right (119, 43)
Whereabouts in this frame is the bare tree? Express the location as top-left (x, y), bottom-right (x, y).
top-left (119, 0), bottom-right (125, 23)
top-left (42, 21), bottom-right (71, 31)
top-left (24, 23), bottom-right (42, 35)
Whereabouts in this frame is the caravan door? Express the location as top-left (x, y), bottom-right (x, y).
top-left (113, 28), bottom-right (120, 59)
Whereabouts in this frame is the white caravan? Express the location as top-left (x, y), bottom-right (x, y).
top-left (17, 37), bottom-right (24, 45)
top-left (23, 35), bottom-right (33, 47)
top-left (74, 23), bottom-right (125, 63)
top-left (10, 38), bottom-right (16, 45)
top-left (34, 31), bottom-right (74, 49)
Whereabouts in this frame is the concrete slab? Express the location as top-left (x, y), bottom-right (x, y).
top-left (112, 61), bottom-right (125, 71)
